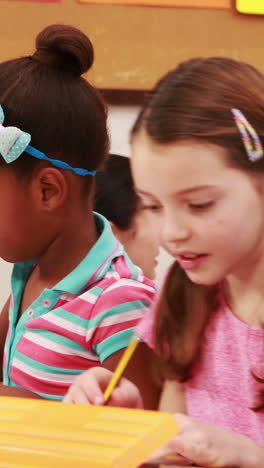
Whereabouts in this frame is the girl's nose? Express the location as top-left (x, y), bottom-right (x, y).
top-left (161, 217), bottom-right (191, 247)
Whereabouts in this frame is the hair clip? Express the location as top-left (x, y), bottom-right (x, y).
top-left (231, 108), bottom-right (263, 162)
top-left (0, 105), bottom-right (96, 176)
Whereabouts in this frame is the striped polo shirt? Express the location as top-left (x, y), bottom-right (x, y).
top-left (3, 213), bottom-right (155, 400)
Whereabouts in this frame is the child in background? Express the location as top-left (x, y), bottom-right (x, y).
top-left (64, 57), bottom-right (264, 466)
top-left (95, 153), bottom-right (159, 280)
top-left (0, 24), bottom-right (159, 408)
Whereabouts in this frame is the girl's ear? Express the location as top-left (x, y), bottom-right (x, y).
top-left (32, 167), bottom-right (68, 212)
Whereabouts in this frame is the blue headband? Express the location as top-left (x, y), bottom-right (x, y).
top-left (0, 105), bottom-right (96, 176)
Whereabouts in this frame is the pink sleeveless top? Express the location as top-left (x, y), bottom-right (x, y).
top-left (136, 302), bottom-right (264, 445)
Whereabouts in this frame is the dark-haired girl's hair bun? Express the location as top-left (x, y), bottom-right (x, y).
top-left (33, 24), bottom-right (94, 76)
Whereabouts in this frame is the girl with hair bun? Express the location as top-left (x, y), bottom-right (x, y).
top-left (0, 24), bottom-right (158, 407)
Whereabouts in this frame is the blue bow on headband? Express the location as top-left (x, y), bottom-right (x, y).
top-left (0, 105), bottom-right (96, 176)
top-left (0, 106), bottom-right (31, 163)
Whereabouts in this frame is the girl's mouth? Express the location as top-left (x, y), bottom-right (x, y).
top-left (177, 253), bottom-right (208, 270)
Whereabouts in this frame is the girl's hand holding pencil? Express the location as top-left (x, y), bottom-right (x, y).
top-left (63, 364), bottom-right (143, 408)
top-left (64, 337), bottom-right (194, 466)
top-left (64, 334), bottom-right (144, 407)
top-left (103, 334), bottom-right (141, 403)
top-left (64, 337), bottom-right (196, 467)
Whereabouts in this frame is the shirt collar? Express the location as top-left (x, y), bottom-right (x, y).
top-left (55, 212), bottom-right (124, 294)
top-left (12, 212), bottom-right (124, 296)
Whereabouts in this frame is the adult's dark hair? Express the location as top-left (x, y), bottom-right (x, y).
top-left (131, 57), bottom-right (264, 410)
top-left (94, 154), bottom-right (139, 230)
top-left (0, 24), bottom-right (109, 186)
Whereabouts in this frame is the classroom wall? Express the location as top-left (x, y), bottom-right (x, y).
top-left (0, 104), bottom-right (172, 309)
top-left (0, 2), bottom-right (264, 90)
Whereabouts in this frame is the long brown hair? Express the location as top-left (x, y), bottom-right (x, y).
top-left (153, 261), bottom-right (218, 382)
top-left (132, 57), bottom-right (264, 409)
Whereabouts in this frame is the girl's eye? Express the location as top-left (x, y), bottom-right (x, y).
top-left (142, 204), bottom-right (161, 212)
top-left (189, 201), bottom-right (213, 210)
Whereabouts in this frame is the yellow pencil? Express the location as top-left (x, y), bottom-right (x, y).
top-left (103, 334), bottom-right (141, 403)
top-left (103, 336), bottom-right (188, 466)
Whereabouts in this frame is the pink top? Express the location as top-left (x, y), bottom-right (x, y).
top-left (136, 300), bottom-right (264, 445)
